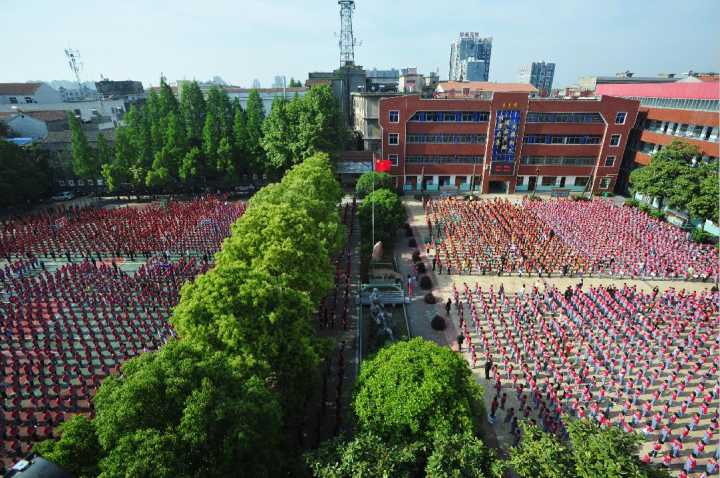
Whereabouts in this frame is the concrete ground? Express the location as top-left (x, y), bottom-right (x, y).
top-left (394, 197), bottom-right (718, 474)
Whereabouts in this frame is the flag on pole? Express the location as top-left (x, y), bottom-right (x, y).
top-left (375, 158), bottom-right (392, 173)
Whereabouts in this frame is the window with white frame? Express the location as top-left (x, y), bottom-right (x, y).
top-left (388, 133), bottom-right (399, 145)
top-left (389, 154), bottom-right (399, 166)
top-left (9, 97), bottom-right (17, 104)
top-left (614, 112), bottom-right (627, 124)
top-left (609, 134), bottom-right (621, 147)
top-left (599, 177), bottom-right (611, 189)
top-left (604, 156), bottom-right (616, 167)
top-left (389, 110), bottom-right (400, 123)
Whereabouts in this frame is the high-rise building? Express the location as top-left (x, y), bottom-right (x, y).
top-left (449, 33), bottom-right (492, 82)
top-left (519, 62), bottom-right (556, 96)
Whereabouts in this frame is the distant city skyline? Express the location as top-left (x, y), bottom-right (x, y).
top-left (2, 0), bottom-right (718, 89)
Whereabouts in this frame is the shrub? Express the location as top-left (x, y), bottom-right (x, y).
top-left (430, 315), bottom-right (446, 331)
top-left (649, 209), bottom-right (665, 221)
top-left (408, 238), bottom-right (417, 247)
top-left (419, 275), bottom-right (432, 290)
top-left (624, 198), bottom-right (640, 208)
top-left (638, 203), bottom-right (651, 213)
top-left (691, 228), bottom-right (714, 244)
top-left (424, 293), bottom-right (437, 304)
top-left (416, 262), bottom-right (426, 273)
top-left (571, 194), bottom-right (590, 201)
top-left (411, 250), bottom-right (421, 262)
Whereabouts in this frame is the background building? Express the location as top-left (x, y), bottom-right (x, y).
top-left (225, 87), bottom-right (308, 114)
top-left (435, 81), bottom-right (537, 99)
top-left (378, 86), bottom-right (638, 195)
top-left (595, 81), bottom-right (719, 193)
top-left (449, 33), bottom-right (492, 82)
top-left (365, 68), bottom-right (399, 92)
top-left (351, 91), bottom-right (403, 152)
top-left (0, 83), bottom-right (62, 105)
top-left (519, 62), bottom-right (556, 97)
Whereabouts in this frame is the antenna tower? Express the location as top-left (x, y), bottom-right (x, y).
top-left (338, 1), bottom-right (356, 66)
top-left (64, 49), bottom-right (84, 89)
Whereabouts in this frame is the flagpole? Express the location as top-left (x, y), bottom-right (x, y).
top-left (372, 156), bottom-right (375, 247)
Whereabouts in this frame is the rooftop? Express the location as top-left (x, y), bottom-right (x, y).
top-left (0, 83), bottom-right (44, 95)
top-left (597, 82), bottom-right (720, 100)
top-left (436, 81), bottom-right (538, 95)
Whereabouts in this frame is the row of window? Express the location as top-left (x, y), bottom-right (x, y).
top-left (408, 111), bottom-right (490, 123)
top-left (406, 133), bottom-right (486, 144)
top-left (518, 176), bottom-right (592, 187)
top-left (525, 112), bottom-right (605, 124)
top-left (521, 156), bottom-right (597, 166)
top-left (524, 134), bottom-right (604, 145)
top-left (644, 120), bottom-right (717, 142)
top-left (405, 155), bottom-right (483, 164)
top-left (7, 96), bottom-right (34, 104)
top-left (632, 97), bottom-right (720, 113)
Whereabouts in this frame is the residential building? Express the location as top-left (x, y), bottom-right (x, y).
top-left (0, 110), bottom-right (67, 140)
top-left (595, 81), bottom-right (720, 192)
top-left (435, 81), bottom-right (537, 99)
top-left (0, 99), bottom-right (127, 127)
top-left (399, 68), bottom-right (424, 94)
top-left (378, 89), bottom-right (639, 195)
top-left (0, 83), bottom-right (62, 105)
top-left (519, 62), bottom-right (556, 97)
top-left (95, 79), bottom-right (144, 100)
top-left (449, 33), bottom-right (492, 82)
top-left (351, 91), bottom-right (403, 152)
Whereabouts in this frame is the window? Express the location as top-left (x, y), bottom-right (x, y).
top-left (517, 176), bottom-right (525, 186)
top-left (389, 154), bottom-right (399, 166)
top-left (604, 156), bottom-right (615, 167)
top-left (541, 176), bottom-right (557, 186)
top-left (24, 96), bottom-right (34, 104)
top-left (599, 177), bottom-right (612, 189)
top-left (574, 177), bottom-right (590, 187)
top-left (9, 97), bottom-right (17, 104)
top-left (609, 134), bottom-right (621, 147)
top-left (389, 111), bottom-right (400, 123)
top-left (692, 125), bottom-right (703, 138)
top-left (388, 133), bottom-right (399, 145)
top-left (614, 112), bottom-right (627, 124)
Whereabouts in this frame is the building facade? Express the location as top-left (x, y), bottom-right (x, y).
top-left (519, 62), bottom-right (555, 97)
top-left (595, 82), bottom-right (720, 193)
top-left (352, 91), bottom-right (403, 152)
top-left (224, 87), bottom-right (308, 114)
top-left (449, 33), bottom-right (492, 82)
top-left (0, 83), bottom-right (63, 105)
top-left (378, 91), bottom-right (639, 195)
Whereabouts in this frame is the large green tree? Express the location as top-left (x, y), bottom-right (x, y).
top-left (180, 81), bottom-right (206, 146)
top-left (358, 188), bottom-right (406, 247)
top-left (355, 171), bottom-right (395, 198)
top-left (0, 140), bottom-right (51, 207)
top-left (92, 340), bottom-right (283, 477)
top-left (69, 113), bottom-right (98, 179)
top-left (245, 89), bottom-right (266, 172)
top-left (34, 416), bottom-right (101, 478)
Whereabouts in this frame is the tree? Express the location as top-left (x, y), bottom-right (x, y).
top-left (687, 162), bottom-right (720, 228)
top-left (355, 171), bottom-right (395, 198)
top-left (0, 140), bottom-right (51, 207)
top-left (102, 126), bottom-right (133, 193)
top-left (358, 188), bottom-right (406, 247)
top-left (353, 338), bottom-right (483, 445)
top-left (232, 98), bottom-right (248, 175)
top-left (261, 96), bottom-right (294, 172)
top-left (288, 78), bottom-right (303, 88)
top-left (180, 81), bottom-right (206, 146)
top-left (507, 423), bottom-right (574, 478)
top-left (93, 340), bottom-right (283, 477)
top-left (245, 89), bottom-right (267, 171)
top-left (179, 146), bottom-right (201, 187)
top-left (425, 431), bottom-right (499, 478)
top-left (96, 133), bottom-right (112, 170)
top-left (69, 112), bottom-right (98, 180)
top-left (0, 120), bottom-right (10, 137)
top-left (293, 84), bottom-right (346, 157)
top-left (306, 432), bottom-right (422, 478)
top-left (630, 140), bottom-right (701, 208)
top-left (34, 416), bottom-right (101, 478)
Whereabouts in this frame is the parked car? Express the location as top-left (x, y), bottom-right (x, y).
top-left (51, 191), bottom-right (75, 201)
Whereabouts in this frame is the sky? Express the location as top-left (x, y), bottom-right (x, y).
top-left (2, 0), bottom-right (719, 89)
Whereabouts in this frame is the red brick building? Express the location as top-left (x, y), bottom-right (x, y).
top-left (378, 87), bottom-right (639, 195)
top-left (595, 82), bottom-right (719, 192)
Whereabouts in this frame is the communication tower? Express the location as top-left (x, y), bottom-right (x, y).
top-left (338, 1), bottom-right (357, 66)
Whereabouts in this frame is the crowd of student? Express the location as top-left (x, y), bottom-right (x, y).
top-left (425, 197), bottom-right (719, 281)
top-left (526, 199), bottom-right (719, 281)
top-left (0, 255), bottom-right (211, 469)
top-left (450, 281), bottom-right (719, 476)
top-left (0, 196), bottom-right (245, 260)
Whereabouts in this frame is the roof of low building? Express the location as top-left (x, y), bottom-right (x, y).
top-left (26, 110), bottom-right (68, 122)
top-left (0, 82), bottom-right (44, 95)
top-left (436, 81), bottom-right (538, 94)
top-left (596, 82), bottom-right (720, 100)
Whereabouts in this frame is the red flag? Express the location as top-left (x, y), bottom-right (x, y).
top-left (375, 159), bottom-right (392, 173)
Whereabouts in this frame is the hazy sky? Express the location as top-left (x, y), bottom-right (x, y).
top-left (3, 0), bottom-right (718, 89)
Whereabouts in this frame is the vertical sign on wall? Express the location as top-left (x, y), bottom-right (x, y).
top-left (491, 110), bottom-right (520, 175)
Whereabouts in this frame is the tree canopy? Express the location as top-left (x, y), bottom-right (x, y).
top-left (358, 188), bottom-right (406, 247)
top-left (630, 140), bottom-right (718, 226)
top-left (0, 140), bottom-right (51, 207)
top-left (355, 171), bottom-right (395, 199)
